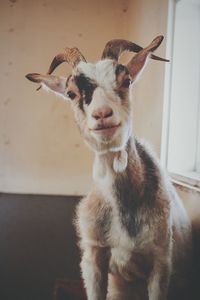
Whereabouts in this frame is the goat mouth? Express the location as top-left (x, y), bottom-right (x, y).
top-left (91, 123), bottom-right (121, 137)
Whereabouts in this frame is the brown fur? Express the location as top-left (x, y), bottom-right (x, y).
top-left (26, 36), bottom-right (192, 300)
top-left (76, 137), bottom-right (192, 300)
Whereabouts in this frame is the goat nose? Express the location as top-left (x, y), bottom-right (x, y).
top-left (92, 106), bottom-right (113, 120)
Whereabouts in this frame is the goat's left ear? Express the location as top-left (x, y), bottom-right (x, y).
top-left (25, 73), bottom-right (67, 95)
top-left (127, 35), bottom-right (165, 82)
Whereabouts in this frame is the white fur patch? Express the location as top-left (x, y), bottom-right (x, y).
top-left (77, 59), bottom-right (116, 90)
top-left (76, 62), bottom-right (96, 80)
top-left (41, 77), bottom-right (69, 101)
top-left (113, 149), bottom-right (128, 173)
top-left (92, 154), bottom-right (106, 180)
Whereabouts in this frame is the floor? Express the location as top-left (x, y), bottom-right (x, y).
top-left (1, 192), bottom-right (200, 300)
top-left (0, 193), bottom-right (81, 300)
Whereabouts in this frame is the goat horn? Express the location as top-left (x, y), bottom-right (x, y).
top-left (102, 39), bottom-right (142, 60)
top-left (102, 38), bottom-right (169, 62)
top-left (47, 47), bottom-right (87, 75)
top-left (36, 47), bottom-right (86, 91)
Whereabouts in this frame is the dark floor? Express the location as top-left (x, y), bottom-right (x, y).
top-left (0, 193), bottom-right (200, 300)
top-left (0, 193), bottom-right (81, 300)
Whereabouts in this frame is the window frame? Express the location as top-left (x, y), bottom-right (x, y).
top-left (161, 0), bottom-right (200, 190)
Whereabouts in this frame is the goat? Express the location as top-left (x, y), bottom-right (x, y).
top-left (26, 36), bottom-right (192, 300)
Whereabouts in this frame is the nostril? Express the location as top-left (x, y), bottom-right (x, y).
top-left (106, 109), bottom-right (113, 118)
top-left (93, 114), bottom-right (101, 120)
top-left (92, 106), bottom-right (113, 120)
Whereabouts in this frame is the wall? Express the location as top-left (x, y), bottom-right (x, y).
top-left (125, 0), bottom-right (169, 156)
top-left (176, 184), bottom-right (200, 227)
top-left (1, 0), bottom-right (198, 204)
top-left (0, 0), bottom-right (131, 195)
top-left (0, 0), bottom-right (169, 196)
top-left (110, 0), bottom-right (200, 220)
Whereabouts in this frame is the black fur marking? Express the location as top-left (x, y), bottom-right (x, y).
top-left (113, 139), bottom-right (159, 237)
top-left (115, 64), bottom-right (129, 77)
top-left (114, 169), bottom-right (142, 236)
top-left (121, 78), bottom-right (131, 88)
top-left (115, 65), bottom-right (130, 100)
top-left (75, 73), bottom-right (97, 106)
top-left (117, 90), bottom-right (126, 99)
top-left (78, 98), bottom-right (84, 112)
top-left (116, 89), bottom-right (129, 100)
top-left (135, 140), bottom-right (159, 199)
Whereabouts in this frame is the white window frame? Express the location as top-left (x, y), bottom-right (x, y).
top-left (161, 0), bottom-right (200, 190)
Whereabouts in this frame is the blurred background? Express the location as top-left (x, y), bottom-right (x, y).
top-left (0, 0), bottom-right (200, 299)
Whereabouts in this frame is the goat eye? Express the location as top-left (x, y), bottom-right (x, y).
top-left (67, 91), bottom-right (76, 100)
top-left (121, 78), bottom-right (131, 88)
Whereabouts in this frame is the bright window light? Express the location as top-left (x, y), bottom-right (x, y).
top-left (162, 0), bottom-right (200, 188)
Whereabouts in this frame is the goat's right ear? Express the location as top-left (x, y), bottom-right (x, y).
top-left (127, 36), bottom-right (168, 82)
top-left (25, 73), bottom-right (67, 96)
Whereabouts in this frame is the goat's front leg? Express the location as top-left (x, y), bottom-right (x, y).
top-left (148, 257), bottom-right (172, 300)
top-left (81, 245), bottom-right (110, 300)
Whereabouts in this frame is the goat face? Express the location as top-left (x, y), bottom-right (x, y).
top-left (65, 60), bottom-right (132, 152)
top-left (26, 36), bottom-right (168, 153)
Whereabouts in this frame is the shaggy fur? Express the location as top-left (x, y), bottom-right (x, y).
top-left (26, 36), bottom-right (192, 300)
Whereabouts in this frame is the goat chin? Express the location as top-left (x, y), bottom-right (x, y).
top-left (84, 134), bottom-right (127, 154)
top-left (81, 123), bottom-right (131, 154)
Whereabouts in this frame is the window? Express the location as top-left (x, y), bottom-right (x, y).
top-left (162, 0), bottom-right (200, 188)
